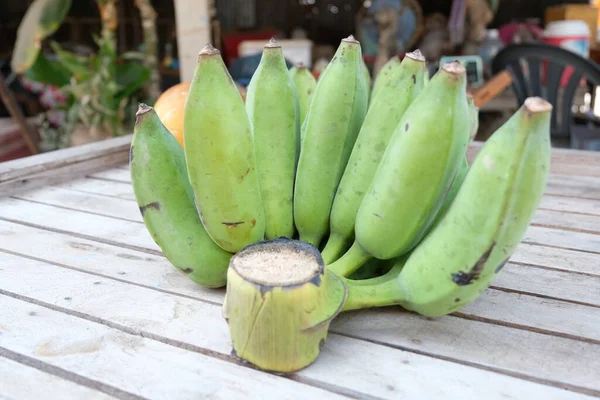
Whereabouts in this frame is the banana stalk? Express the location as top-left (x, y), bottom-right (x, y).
top-left (222, 238), bottom-right (347, 373)
top-left (184, 44), bottom-right (266, 253)
top-left (328, 61), bottom-right (471, 277)
top-left (341, 97), bottom-right (552, 316)
top-left (245, 39), bottom-right (298, 240)
top-left (130, 104), bottom-right (232, 288)
top-left (321, 50), bottom-right (426, 264)
top-left (293, 35), bottom-right (369, 248)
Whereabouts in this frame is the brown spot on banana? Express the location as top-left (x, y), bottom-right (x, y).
top-left (222, 221), bottom-right (245, 228)
top-left (451, 243), bottom-right (496, 286)
top-left (181, 267), bottom-right (194, 274)
top-left (139, 201), bottom-right (161, 216)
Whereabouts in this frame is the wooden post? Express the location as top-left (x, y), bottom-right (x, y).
top-left (0, 73), bottom-right (39, 155)
top-left (173, 0), bottom-right (212, 82)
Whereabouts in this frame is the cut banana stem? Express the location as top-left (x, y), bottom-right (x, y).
top-left (328, 61), bottom-right (471, 277)
top-left (246, 38), bottom-right (298, 240)
top-left (184, 44), bottom-right (266, 253)
top-left (341, 97), bottom-right (552, 316)
top-left (294, 35), bottom-right (369, 247)
top-left (130, 104), bottom-right (232, 288)
top-left (321, 50), bottom-right (426, 264)
top-left (222, 238), bottom-right (347, 373)
top-left (289, 62), bottom-right (317, 142)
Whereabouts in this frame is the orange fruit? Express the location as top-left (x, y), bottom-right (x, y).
top-left (153, 81), bottom-right (191, 148)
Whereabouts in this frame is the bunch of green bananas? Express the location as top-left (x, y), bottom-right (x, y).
top-left (130, 35), bottom-right (552, 372)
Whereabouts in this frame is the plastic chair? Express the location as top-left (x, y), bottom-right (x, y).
top-left (491, 42), bottom-right (600, 150)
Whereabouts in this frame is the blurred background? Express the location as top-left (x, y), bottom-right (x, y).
top-left (2, 0), bottom-right (600, 162)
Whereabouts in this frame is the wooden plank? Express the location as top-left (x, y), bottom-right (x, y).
top-left (330, 308), bottom-right (600, 397)
top-left (0, 357), bottom-right (116, 400)
top-left (0, 253), bottom-right (596, 399)
top-left (0, 135), bottom-right (132, 198)
top-left (0, 296), bottom-right (347, 400)
top-left (545, 175), bottom-right (600, 200)
top-left (539, 195), bottom-right (600, 216)
top-left (55, 178), bottom-right (136, 201)
top-left (493, 264), bottom-right (600, 307)
top-left (0, 197), bottom-right (162, 254)
top-left (13, 186), bottom-right (142, 222)
top-left (87, 168), bottom-right (131, 183)
top-left (511, 243), bottom-right (600, 276)
top-left (459, 289), bottom-right (600, 342)
top-left (532, 209), bottom-right (600, 235)
top-left (524, 226), bottom-right (600, 254)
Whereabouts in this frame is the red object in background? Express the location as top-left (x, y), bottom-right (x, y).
top-left (220, 30), bottom-right (281, 65)
top-left (0, 119), bottom-right (33, 162)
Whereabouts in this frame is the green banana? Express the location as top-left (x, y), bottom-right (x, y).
top-left (361, 57), bottom-right (371, 101)
top-left (289, 62), bottom-right (317, 142)
top-left (321, 50), bottom-right (427, 264)
top-left (130, 104), bottom-right (232, 288)
top-left (369, 55), bottom-right (400, 105)
top-left (184, 44), bottom-right (265, 253)
top-left (294, 35), bottom-right (369, 247)
top-left (245, 39), bottom-right (298, 240)
top-left (342, 97), bottom-right (553, 315)
top-left (328, 61), bottom-right (471, 277)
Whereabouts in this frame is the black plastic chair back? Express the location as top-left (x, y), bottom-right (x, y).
top-left (491, 42), bottom-right (600, 139)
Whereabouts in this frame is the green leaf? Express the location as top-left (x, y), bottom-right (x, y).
top-left (24, 52), bottom-right (71, 87)
top-left (10, 0), bottom-right (72, 73)
top-left (114, 61), bottom-right (150, 101)
top-left (49, 41), bottom-right (90, 81)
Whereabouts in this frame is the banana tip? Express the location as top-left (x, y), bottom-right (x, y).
top-left (442, 61), bottom-right (466, 75)
top-left (342, 34), bottom-right (359, 44)
top-left (265, 37), bottom-right (280, 48)
top-left (136, 103), bottom-right (153, 117)
top-left (199, 43), bottom-right (220, 56)
top-left (524, 97), bottom-right (553, 114)
top-left (295, 62), bottom-right (306, 69)
top-left (407, 49), bottom-right (425, 62)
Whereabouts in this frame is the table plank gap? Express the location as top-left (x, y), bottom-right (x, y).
top-left (0, 356), bottom-right (120, 400)
top-left (1, 254), bottom-right (598, 399)
top-left (511, 261), bottom-right (600, 279)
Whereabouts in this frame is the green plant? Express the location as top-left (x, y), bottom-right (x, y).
top-left (10, 0), bottom-right (154, 150)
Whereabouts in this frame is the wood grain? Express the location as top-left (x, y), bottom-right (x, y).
top-left (0, 135), bottom-right (132, 198)
top-left (0, 295), bottom-right (347, 400)
top-left (0, 252), bottom-right (596, 399)
top-left (0, 357), bottom-right (116, 400)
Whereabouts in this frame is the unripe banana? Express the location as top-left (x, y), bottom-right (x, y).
top-left (361, 57), bottom-right (371, 100)
top-left (396, 97), bottom-right (552, 316)
top-left (130, 104), bottom-right (232, 288)
top-left (184, 44), bottom-right (265, 253)
top-left (321, 50), bottom-right (426, 264)
top-left (341, 98), bottom-right (552, 314)
top-left (293, 35), bottom-right (369, 247)
top-left (245, 39), bottom-right (298, 240)
top-left (328, 61), bottom-right (471, 277)
top-left (289, 62), bottom-right (317, 142)
top-left (369, 55), bottom-right (400, 105)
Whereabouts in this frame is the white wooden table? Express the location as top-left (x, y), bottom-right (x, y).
top-left (0, 135), bottom-right (599, 400)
